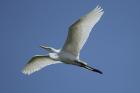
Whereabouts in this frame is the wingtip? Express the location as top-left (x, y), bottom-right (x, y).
top-left (22, 67), bottom-right (35, 75)
top-left (95, 5), bottom-right (104, 13)
top-left (22, 69), bottom-right (31, 75)
top-left (96, 5), bottom-right (102, 9)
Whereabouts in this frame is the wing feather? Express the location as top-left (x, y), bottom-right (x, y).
top-left (61, 5), bottom-right (104, 57)
top-left (22, 55), bottom-right (61, 75)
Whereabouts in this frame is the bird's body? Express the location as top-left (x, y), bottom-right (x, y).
top-left (22, 5), bottom-right (104, 75)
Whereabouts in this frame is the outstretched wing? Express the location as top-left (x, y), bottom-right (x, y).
top-left (61, 6), bottom-right (104, 57)
top-left (22, 55), bottom-right (61, 75)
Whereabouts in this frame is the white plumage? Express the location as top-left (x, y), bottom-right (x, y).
top-left (62, 6), bottom-right (104, 57)
top-left (22, 5), bottom-right (104, 75)
top-left (22, 55), bottom-right (61, 75)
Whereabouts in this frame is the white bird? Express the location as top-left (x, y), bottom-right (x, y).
top-left (22, 5), bottom-right (104, 75)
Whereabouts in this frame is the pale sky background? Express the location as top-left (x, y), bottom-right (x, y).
top-left (0, 0), bottom-right (140, 93)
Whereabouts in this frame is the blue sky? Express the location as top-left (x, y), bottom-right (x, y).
top-left (0, 0), bottom-right (140, 93)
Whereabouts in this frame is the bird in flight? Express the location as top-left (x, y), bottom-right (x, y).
top-left (22, 5), bottom-right (104, 75)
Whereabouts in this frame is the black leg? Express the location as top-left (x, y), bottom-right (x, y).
top-left (74, 60), bottom-right (103, 74)
top-left (84, 65), bottom-right (103, 74)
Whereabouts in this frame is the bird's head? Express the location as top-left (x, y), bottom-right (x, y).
top-left (40, 45), bottom-right (60, 53)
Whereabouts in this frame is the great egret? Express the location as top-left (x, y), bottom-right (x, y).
top-left (22, 5), bottom-right (104, 75)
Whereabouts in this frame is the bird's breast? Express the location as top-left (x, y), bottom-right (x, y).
top-left (58, 51), bottom-right (77, 64)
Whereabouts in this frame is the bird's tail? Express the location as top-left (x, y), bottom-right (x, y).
top-left (83, 65), bottom-right (103, 74)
